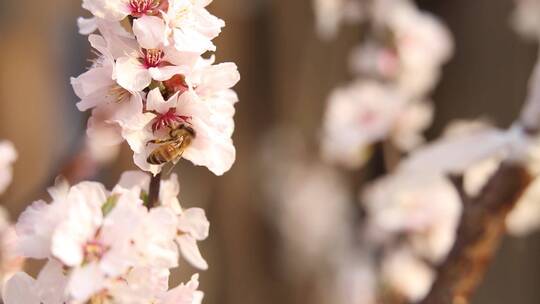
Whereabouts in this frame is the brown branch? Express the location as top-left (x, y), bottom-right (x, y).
top-left (419, 163), bottom-right (533, 304)
top-left (147, 172), bottom-right (162, 209)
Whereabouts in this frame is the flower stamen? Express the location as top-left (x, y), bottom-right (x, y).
top-left (142, 49), bottom-right (165, 68)
top-left (151, 108), bottom-right (191, 133)
top-left (129, 0), bottom-right (161, 17)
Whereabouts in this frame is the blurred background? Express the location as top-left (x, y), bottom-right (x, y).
top-left (0, 0), bottom-right (538, 303)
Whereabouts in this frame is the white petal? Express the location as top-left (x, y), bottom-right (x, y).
top-left (77, 17), bottom-right (98, 35)
top-left (16, 200), bottom-right (63, 259)
top-left (382, 249), bottom-right (435, 302)
top-left (82, 0), bottom-right (130, 21)
top-left (146, 88), bottom-right (178, 113)
top-left (35, 260), bottom-right (69, 304)
top-left (51, 183), bottom-right (106, 266)
top-left (400, 128), bottom-right (510, 175)
top-left (178, 208), bottom-right (209, 240)
top-left (177, 234), bottom-right (208, 270)
top-left (172, 27), bottom-right (216, 54)
top-left (149, 65), bottom-right (186, 82)
top-left (116, 171), bottom-right (151, 193)
top-left (67, 263), bottom-right (106, 301)
top-left (2, 273), bottom-right (39, 304)
top-left (160, 274), bottom-right (200, 304)
top-left (195, 62), bottom-right (240, 97)
top-left (116, 56), bottom-right (152, 92)
top-left (133, 16), bottom-right (168, 50)
top-left (183, 122), bottom-right (236, 176)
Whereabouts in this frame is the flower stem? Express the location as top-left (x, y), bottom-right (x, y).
top-left (148, 172), bottom-right (162, 209)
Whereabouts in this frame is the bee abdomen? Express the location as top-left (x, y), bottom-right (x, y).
top-left (146, 145), bottom-right (178, 165)
top-left (147, 152), bottom-right (167, 165)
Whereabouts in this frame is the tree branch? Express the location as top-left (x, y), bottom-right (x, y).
top-left (419, 163), bottom-right (532, 304)
top-left (147, 172), bottom-right (162, 209)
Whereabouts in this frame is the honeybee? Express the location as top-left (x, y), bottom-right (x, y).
top-left (147, 125), bottom-right (196, 165)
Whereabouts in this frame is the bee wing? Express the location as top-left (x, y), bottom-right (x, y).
top-left (166, 136), bottom-right (187, 175)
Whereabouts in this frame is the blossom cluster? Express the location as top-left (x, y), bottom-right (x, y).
top-left (3, 172), bottom-right (208, 303)
top-left (321, 0), bottom-right (452, 169)
top-left (72, 0), bottom-right (240, 176)
top-left (316, 3), bottom-right (456, 297)
top-left (0, 141), bottom-right (24, 296)
top-left (0, 141), bottom-right (17, 195)
top-left (268, 0), bottom-right (540, 303)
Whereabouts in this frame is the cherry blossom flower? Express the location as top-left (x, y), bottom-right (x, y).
top-left (506, 177), bottom-right (540, 236)
top-left (0, 209), bottom-right (23, 297)
top-left (73, 1), bottom-right (240, 176)
top-left (0, 141), bottom-right (17, 195)
top-left (381, 247), bottom-right (435, 302)
top-left (10, 171), bottom-right (208, 303)
top-left (117, 171), bottom-right (211, 270)
top-left (132, 88), bottom-right (236, 176)
top-left (270, 163), bottom-right (352, 273)
top-left (384, 2), bottom-right (453, 98)
top-left (363, 171), bottom-right (462, 263)
top-left (163, 0), bottom-right (225, 53)
top-left (115, 45), bottom-right (198, 92)
top-left (2, 259), bottom-right (68, 304)
top-left (322, 81), bottom-right (431, 168)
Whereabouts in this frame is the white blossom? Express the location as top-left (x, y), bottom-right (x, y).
top-left (381, 247), bottom-right (435, 302)
top-left (363, 171), bottom-right (462, 263)
top-left (506, 177), bottom-right (540, 236)
top-left (0, 141), bottom-right (17, 195)
top-left (73, 0), bottom-right (240, 176)
top-left (11, 171), bottom-right (208, 303)
top-left (322, 81), bottom-right (431, 168)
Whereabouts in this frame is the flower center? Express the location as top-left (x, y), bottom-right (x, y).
top-left (151, 108), bottom-right (191, 133)
top-left (129, 0), bottom-right (161, 17)
top-left (83, 240), bottom-right (107, 263)
top-left (142, 49), bottom-right (165, 68)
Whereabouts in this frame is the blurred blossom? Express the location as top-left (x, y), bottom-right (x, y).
top-left (0, 141), bottom-right (17, 195)
top-left (313, 0), bottom-right (363, 39)
top-left (381, 247), bottom-right (435, 302)
top-left (512, 0), bottom-right (540, 40)
top-left (321, 81), bottom-right (431, 168)
top-left (269, 162), bottom-right (353, 274)
top-left (506, 177), bottom-right (540, 236)
top-left (351, 1), bottom-right (453, 98)
top-left (0, 141), bottom-right (23, 296)
top-left (322, 0), bottom-right (451, 169)
top-left (0, 209), bottom-right (23, 298)
top-left (400, 127), bottom-right (510, 175)
top-left (441, 120), bottom-right (504, 197)
top-left (260, 127), bottom-right (354, 276)
top-left (383, 0), bottom-right (453, 98)
top-left (326, 254), bottom-right (377, 304)
top-left (7, 172), bottom-right (206, 303)
top-left (363, 171), bottom-right (462, 263)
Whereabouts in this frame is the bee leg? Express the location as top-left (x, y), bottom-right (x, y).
top-left (146, 137), bottom-right (174, 146)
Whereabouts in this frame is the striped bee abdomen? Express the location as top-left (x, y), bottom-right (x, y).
top-left (147, 144), bottom-right (180, 165)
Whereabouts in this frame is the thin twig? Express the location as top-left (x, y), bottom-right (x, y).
top-left (148, 172), bottom-right (162, 209)
top-left (419, 163), bottom-right (532, 304)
